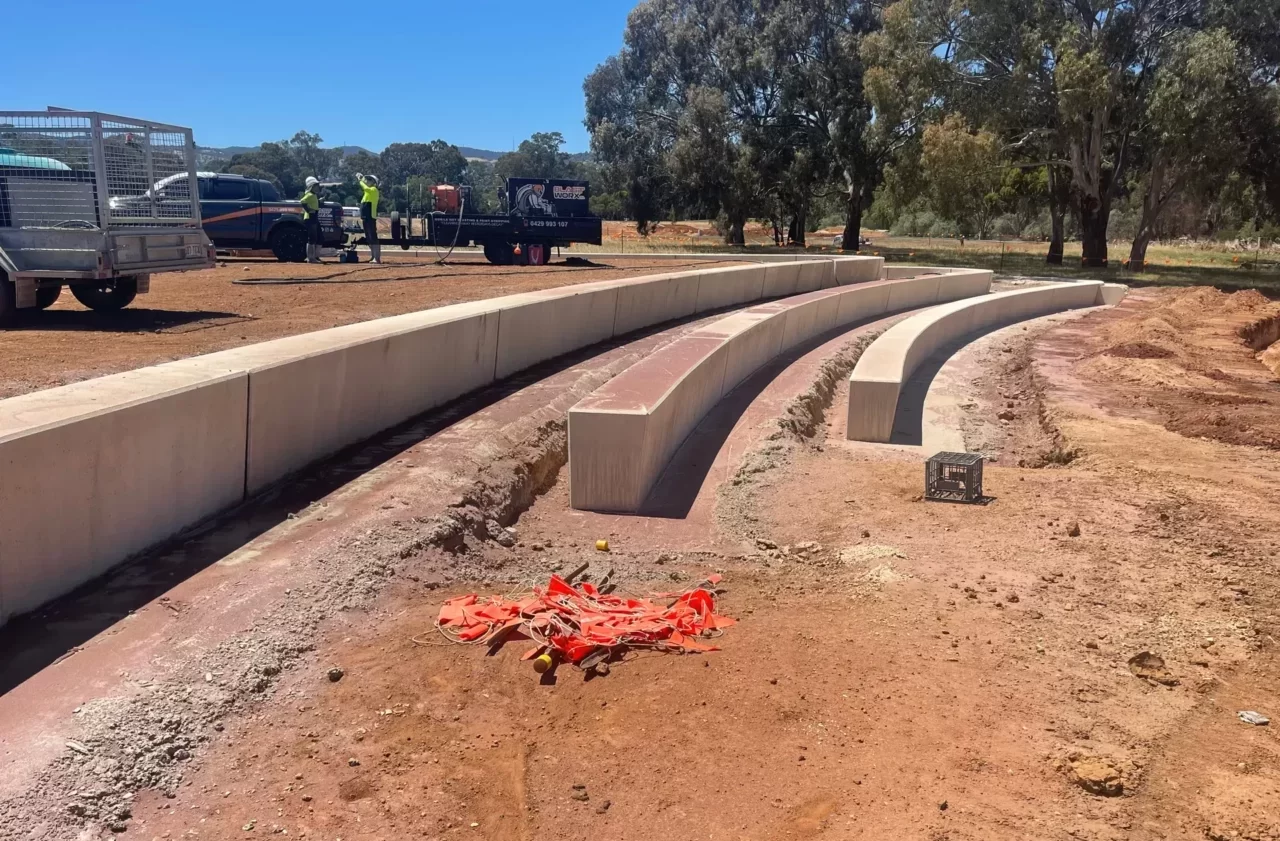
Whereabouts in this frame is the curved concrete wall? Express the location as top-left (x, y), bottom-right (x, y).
top-left (569, 252), bottom-right (885, 285)
top-left (567, 269), bottom-right (994, 513)
top-left (0, 256), bottom-right (879, 623)
top-left (846, 281), bottom-right (1125, 443)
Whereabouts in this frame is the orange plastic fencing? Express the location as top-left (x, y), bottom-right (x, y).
top-left (436, 574), bottom-right (735, 664)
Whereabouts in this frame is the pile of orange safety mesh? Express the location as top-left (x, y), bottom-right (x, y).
top-left (436, 574), bottom-right (735, 664)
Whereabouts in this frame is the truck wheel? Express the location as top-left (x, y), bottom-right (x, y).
top-left (71, 278), bottom-right (139, 312)
top-left (36, 284), bottom-right (63, 310)
top-left (483, 241), bottom-right (515, 266)
top-left (270, 226), bottom-right (308, 262)
top-left (0, 276), bottom-right (14, 328)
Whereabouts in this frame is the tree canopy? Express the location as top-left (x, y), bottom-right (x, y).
top-left (580, 0), bottom-right (1280, 261)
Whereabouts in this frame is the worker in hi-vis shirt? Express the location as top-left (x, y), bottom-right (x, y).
top-left (356, 173), bottom-right (381, 264)
top-left (301, 176), bottom-right (322, 263)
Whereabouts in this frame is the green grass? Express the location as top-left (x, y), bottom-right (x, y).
top-left (861, 237), bottom-right (1280, 294)
top-left (579, 232), bottom-right (1280, 295)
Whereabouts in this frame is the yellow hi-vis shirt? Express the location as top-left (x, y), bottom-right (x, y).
top-left (301, 190), bottom-right (320, 220)
top-left (360, 182), bottom-right (380, 218)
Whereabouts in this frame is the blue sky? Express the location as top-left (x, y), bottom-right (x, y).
top-left (8, 1), bottom-right (637, 153)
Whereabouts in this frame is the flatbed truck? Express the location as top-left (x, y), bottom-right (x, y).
top-left (354, 177), bottom-right (603, 265)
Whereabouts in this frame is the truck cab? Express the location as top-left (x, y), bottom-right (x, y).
top-left (195, 174), bottom-right (345, 261)
top-left (112, 172), bottom-right (345, 261)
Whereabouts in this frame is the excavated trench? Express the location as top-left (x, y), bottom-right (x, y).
top-left (1240, 314), bottom-right (1280, 376)
top-left (0, 298), bottom-right (929, 840)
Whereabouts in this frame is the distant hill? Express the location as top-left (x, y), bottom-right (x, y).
top-left (458, 146), bottom-right (502, 162)
top-left (196, 144), bottom-right (374, 166)
top-left (197, 143), bottom-right (587, 167)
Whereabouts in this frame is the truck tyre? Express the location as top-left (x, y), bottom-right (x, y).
top-left (270, 225), bottom-right (308, 262)
top-left (0, 276), bottom-right (14, 328)
top-left (72, 278), bottom-right (139, 312)
top-left (36, 284), bottom-right (63, 310)
top-left (483, 240), bottom-right (515, 266)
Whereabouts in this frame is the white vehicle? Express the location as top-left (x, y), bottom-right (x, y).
top-left (0, 109), bottom-right (214, 325)
top-left (341, 206), bottom-right (364, 233)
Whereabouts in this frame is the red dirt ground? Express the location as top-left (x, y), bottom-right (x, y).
top-left (4, 287), bottom-right (1279, 841)
top-left (0, 255), bottom-right (736, 399)
top-left (109, 287), bottom-right (1280, 841)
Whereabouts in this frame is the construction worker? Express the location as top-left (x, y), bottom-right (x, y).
top-left (356, 173), bottom-right (381, 263)
top-left (301, 176), bottom-right (323, 263)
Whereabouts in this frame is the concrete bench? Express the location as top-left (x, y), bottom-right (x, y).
top-left (846, 281), bottom-right (1127, 443)
top-left (0, 256), bottom-right (885, 623)
top-left (567, 269), bottom-right (993, 512)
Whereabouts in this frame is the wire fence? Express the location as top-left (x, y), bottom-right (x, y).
top-left (0, 111), bottom-right (200, 229)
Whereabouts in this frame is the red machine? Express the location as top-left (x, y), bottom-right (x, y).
top-left (431, 184), bottom-right (461, 214)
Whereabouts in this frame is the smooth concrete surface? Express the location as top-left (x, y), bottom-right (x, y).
top-left (568, 269), bottom-right (994, 512)
top-left (1100, 283), bottom-right (1129, 306)
top-left (612, 271), bottom-right (702, 337)
top-left (0, 362), bottom-right (248, 623)
top-left (495, 284), bottom-right (623, 380)
top-left (846, 281), bottom-right (1112, 444)
top-left (884, 265), bottom-right (949, 280)
top-left (834, 257), bottom-right (884, 284)
top-left (571, 251), bottom-right (883, 271)
top-left (222, 306), bottom-right (503, 495)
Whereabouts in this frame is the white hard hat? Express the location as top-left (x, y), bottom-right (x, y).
top-left (305, 176), bottom-right (319, 188)
top-left (364, 174), bottom-right (379, 185)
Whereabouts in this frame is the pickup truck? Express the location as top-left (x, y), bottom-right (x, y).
top-left (113, 172), bottom-right (345, 262)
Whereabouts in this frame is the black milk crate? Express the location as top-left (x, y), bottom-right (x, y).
top-left (925, 452), bottom-right (984, 504)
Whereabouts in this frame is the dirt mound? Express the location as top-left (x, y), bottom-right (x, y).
top-left (1261, 342), bottom-right (1280, 376)
top-left (1167, 408), bottom-right (1280, 449)
top-left (1103, 341), bottom-right (1174, 359)
top-left (1239, 314), bottom-right (1280, 351)
top-left (1075, 288), bottom-right (1280, 450)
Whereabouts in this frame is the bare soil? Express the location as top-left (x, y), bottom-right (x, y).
top-left (5, 287), bottom-right (1280, 841)
top-left (0, 255), bottom-right (733, 399)
top-left (1074, 287), bottom-right (1280, 449)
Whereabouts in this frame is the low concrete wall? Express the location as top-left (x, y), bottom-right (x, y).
top-left (568, 269), bottom-right (994, 512)
top-left (571, 252), bottom-right (885, 284)
top-left (846, 281), bottom-right (1123, 443)
top-left (0, 361), bottom-right (248, 620)
top-left (0, 256), bottom-right (882, 622)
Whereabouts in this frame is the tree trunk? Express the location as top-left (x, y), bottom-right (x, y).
top-left (1078, 200), bottom-right (1111, 267)
top-left (1129, 158), bottom-right (1167, 269)
top-left (1046, 166), bottom-right (1065, 265)
top-left (1048, 209), bottom-right (1065, 265)
top-left (1128, 230), bottom-right (1153, 268)
top-left (790, 209), bottom-right (808, 247)
top-left (841, 180), bottom-right (862, 252)
top-left (729, 219), bottom-right (746, 246)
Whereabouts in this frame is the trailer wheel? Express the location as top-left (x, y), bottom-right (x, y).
top-left (0, 275), bottom-right (14, 328)
top-left (482, 240), bottom-right (515, 266)
top-left (36, 284), bottom-right (63, 310)
top-left (71, 278), bottom-right (138, 312)
top-left (270, 225), bottom-right (308, 262)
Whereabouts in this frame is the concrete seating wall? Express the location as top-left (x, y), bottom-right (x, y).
top-left (846, 281), bottom-right (1123, 443)
top-left (569, 252), bottom-right (886, 284)
top-left (567, 269), bottom-right (994, 513)
top-left (0, 256), bottom-right (882, 623)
